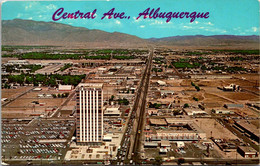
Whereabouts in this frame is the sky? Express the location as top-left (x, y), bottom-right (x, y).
top-left (1, 0), bottom-right (259, 39)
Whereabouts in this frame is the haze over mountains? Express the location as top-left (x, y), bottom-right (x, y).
top-left (2, 19), bottom-right (259, 49)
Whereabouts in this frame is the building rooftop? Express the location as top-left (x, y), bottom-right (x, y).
top-left (183, 108), bottom-right (207, 115)
top-left (77, 83), bottom-right (103, 89)
top-left (149, 118), bottom-right (167, 126)
top-left (224, 103), bottom-right (244, 108)
top-left (236, 120), bottom-right (260, 137)
top-left (144, 142), bottom-right (158, 146)
top-left (238, 146), bottom-right (258, 153)
top-left (165, 118), bottom-right (191, 124)
top-left (160, 140), bottom-right (171, 147)
top-left (61, 106), bottom-right (75, 111)
top-left (104, 107), bottom-right (121, 116)
top-left (160, 90), bottom-right (175, 94)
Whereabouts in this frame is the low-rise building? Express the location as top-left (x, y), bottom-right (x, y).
top-left (234, 120), bottom-right (260, 142)
top-left (104, 107), bottom-right (121, 117)
top-left (224, 104), bottom-right (243, 109)
top-left (59, 85), bottom-right (73, 91)
top-left (149, 118), bottom-right (167, 126)
top-left (7, 60), bottom-right (29, 65)
top-left (237, 146), bottom-right (258, 158)
top-left (183, 108), bottom-right (207, 116)
top-left (144, 142), bottom-right (158, 148)
top-left (160, 90), bottom-right (175, 97)
top-left (157, 80), bottom-right (166, 86)
top-left (212, 109), bottom-right (235, 114)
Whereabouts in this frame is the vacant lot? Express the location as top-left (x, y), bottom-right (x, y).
top-left (194, 119), bottom-right (238, 140)
top-left (2, 87), bottom-right (32, 99)
top-left (218, 92), bottom-right (258, 101)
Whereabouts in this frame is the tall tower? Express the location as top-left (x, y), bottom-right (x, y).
top-left (76, 83), bottom-right (103, 143)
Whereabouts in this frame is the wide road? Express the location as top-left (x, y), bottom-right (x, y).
top-left (113, 48), bottom-right (153, 165)
top-left (131, 48), bottom-right (153, 164)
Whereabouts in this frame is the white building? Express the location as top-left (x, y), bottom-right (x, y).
top-left (58, 84), bottom-right (73, 91)
top-left (7, 60), bottom-right (29, 65)
top-left (157, 80), bottom-right (166, 86)
top-left (76, 83), bottom-right (104, 143)
top-left (104, 107), bottom-right (121, 117)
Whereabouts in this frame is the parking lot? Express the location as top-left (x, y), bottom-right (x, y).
top-left (2, 118), bottom-right (75, 164)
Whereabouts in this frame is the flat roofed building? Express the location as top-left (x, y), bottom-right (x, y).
top-left (58, 84), bottom-right (73, 91)
top-left (144, 142), bottom-right (158, 148)
top-left (76, 83), bottom-right (104, 143)
top-left (149, 118), bottom-right (167, 126)
top-left (7, 60), bottom-right (29, 65)
top-left (104, 107), bottom-right (121, 117)
top-left (224, 103), bottom-right (244, 109)
top-left (212, 109), bottom-right (234, 114)
top-left (160, 90), bottom-right (175, 96)
top-left (235, 120), bottom-right (260, 142)
top-left (183, 108), bottom-right (207, 116)
top-left (237, 146), bottom-right (258, 158)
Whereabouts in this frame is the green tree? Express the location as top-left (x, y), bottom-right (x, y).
top-left (195, 86), bottom-right (200, 91)
top-left (64, 93), bottom-right (69, 97)
top-left (184, 103), bottom-right (189, 108)
top-left (49, 78), bottom-right (56, 87)
top-left (155, 156), bottom-right (162, 165)
top-left (193, 97), bottom-right (199, 101)
top-left (110, 95), bottom-right (115, 101)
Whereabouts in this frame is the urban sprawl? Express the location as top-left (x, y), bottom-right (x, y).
top-left (1, 46), bottom-right (259, 165)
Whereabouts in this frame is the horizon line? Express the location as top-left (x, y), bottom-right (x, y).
top-left (2, 18), bottom-right (260, 40)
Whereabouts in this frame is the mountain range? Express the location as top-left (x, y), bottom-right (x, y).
top-left (2, 19), bottom-right (259, 49)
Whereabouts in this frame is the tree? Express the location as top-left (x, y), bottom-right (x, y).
top-left (195, 86), bottom-right (200, 91)
top-left (62, 93), bottom-right (66, 98)
top-left (118, 98), bottom-right (129, 105)
top-left (64, 93), bottom-right (69, 97)
top-left (49, 78), bottom-right (56, 87)
top-left (110, 95), bottom-right (115, 101)
top-left (184, 103), bottom-right (189, 108)
top-left (25, 76), bottom-right (33, 84)
top-left (4, 83), bottom-right (10, 89)
top-left (193, 97), bottom-right (199, 101)
top-left (154, 156), bottom-right (162, 165)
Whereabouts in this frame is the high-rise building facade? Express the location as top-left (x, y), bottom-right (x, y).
top-left (76, 83), bottom-right (103, 143)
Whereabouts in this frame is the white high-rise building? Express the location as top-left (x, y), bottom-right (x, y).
top-left (76, 83), bottom-right (103, 143)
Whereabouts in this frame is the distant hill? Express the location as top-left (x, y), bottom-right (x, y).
top-left (2, 19), bottom-right (147, 48)
top-left (2, 19), bottom-right (259, 49)
top-left (148, 35), bottom-right (259, 49)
